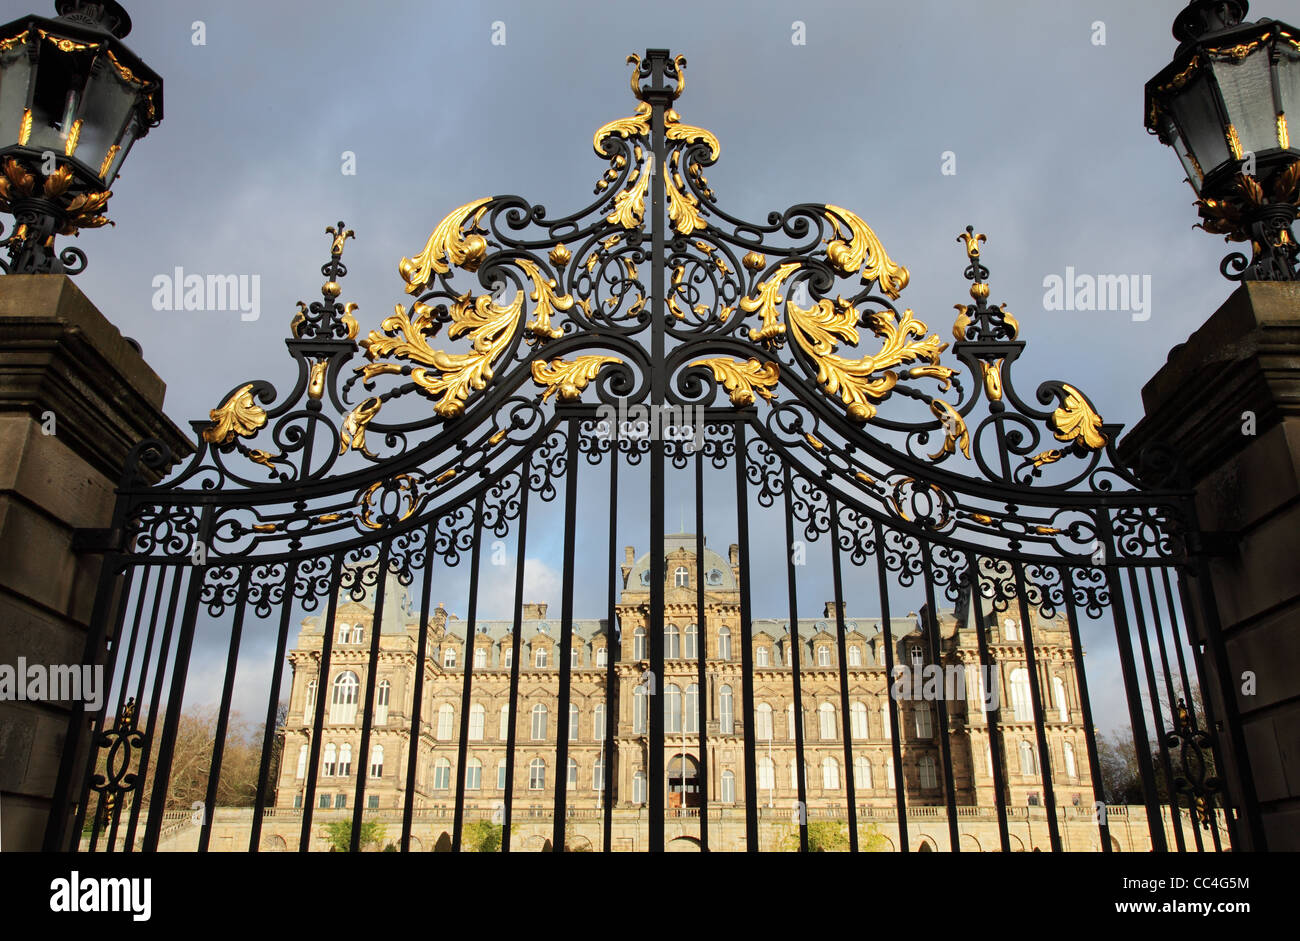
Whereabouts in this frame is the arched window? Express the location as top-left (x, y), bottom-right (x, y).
top-left (674, 566), bottom-right (689, 588)
top-left (1019, 740), bottom-right (1037, 776)
top-left (787, 703), bottom-right (796, 740)
top-left (465, 757), bottom-right (482, 790)
top-left (665, 684), bottom-right (682, 733)
top-left (338, 743), bottom-right (352, 776)
top-left (473, 647), bottom-right (486, 669)
top-left (499, 704), bottom-right (510, 741)
top-left (665, 625), bottom-right (680, 659)
top-left (1010, 669), bottom-right (1034, 721)
top-left (436, 704), bottom-right (454, 740)
top-left (757, 757), bottom-right (775, 791)
top-left (496, 759), bottom-right (507, 790)
top-left (593, 703), bottom-right (606, 738)
top-left (633, 770), bottom-right (647, 804)
top-left (817, 646), bottom-right (831, 667)
top-left (592, 755), bottom-right (605, 791)
top-left (684, 683), bottom-right (699, 733)
top-left (633, 685), bottom-right (647, 733)
top-left (329, 671), bottom-right (359, 725)
top-left (569, 703), bottom-right (580, 741)
top-left (854, 756), bottom-right (872, 789)
top-left (910, 645), bottom-right (924, 669)
top-left (468, 703), bottom-right (485, 740)
top-left (819, 703), bottom-right (836, 740)
top-left (322, 743), bottom-right (337, 776)
top-left (535, 647), bottom-right (548, 669)
top-left (848, 645), bottom-right (862, 667)
top-left (915, 703), bottom-right (933, 739)
top-left (375, 680), bottom-right (390, 726)
top-left (756, 645), bottom-right (769, 667)
top-left (685, 624), bottom-right (698, 659)
top-left (721, 770), bottom-right (736, 803)
top-left (919, 755), bottom-right (938, 789)
top-left (567, 758), bottom-right (579, 790)
top-left (337, 623), bottom-right (350, 644)
top-left (1063, 741), bottom-right (1077, 779)
top-left (881, 701), bottom-right (893, 741)
top-left (850, 702), bottom-right (868, 739)
top-left (571, 645), bottom-right (580, 668)
top-left (531, 703), bottom-right (548, 741)
top-left (755, 702), bottom-right (773, 741)
top-left (503, 647), bottom-right (513, 669)
top-left (528, 758), bottom-right (546, 790)
top-left (1004, 618), bottom-right (1018, 642)
top-left (304, 679), bottom-right (317, 714)
top-left (823, 756), bottom-right (840, 790)
top-left (1052, 676), bottom-right (1069, 722)
top-left (886, 759), bottom-right (896, 790)
top-left (295, 744), bottom-right (308, 779)
top-left (369, 745), bottom-right (383, 778)
top-left (986, 744), bottom-right (994, 777)
top-left (443, 647), bottom-right (457, 669)
top-left (433, 758), bottom-right (451, 790)
top-left (351, 625), bottom-right (363, 644)
top-left (596, 646), bottom-right (608, 667)
top-left (719, 685), bottom-right (734, 734)
top-left (717, 626), bottom-right (731, 660)
top-left (789, 758), bottom-right (810, 789)
top-left (633, 627), bottom-right (647, 660)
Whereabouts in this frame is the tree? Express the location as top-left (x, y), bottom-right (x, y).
top-left (461, 820), bottom-right (516, 852)
top-left (778, 820), bottom-right (850, 852)
top-left (323, 820), bottom-right (387, 852)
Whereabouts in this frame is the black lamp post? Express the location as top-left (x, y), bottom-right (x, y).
top-left (0, 0), bottom-right (161, 275)
top-left (1145, 0), bottom-right (1300, 281)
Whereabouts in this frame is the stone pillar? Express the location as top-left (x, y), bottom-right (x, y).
top-left (0, 275), bottom-right (192, 851)
top-left (1119, 281), bottom-right (1300, 851)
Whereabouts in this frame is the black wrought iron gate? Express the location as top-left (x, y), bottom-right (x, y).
top-left (46, 50), bottom-right (1258, 853)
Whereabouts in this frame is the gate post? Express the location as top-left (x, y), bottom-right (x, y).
top-left (0, 275), bottom-right (191, 851)
top-left (1121, 280), bottom-right (1300, 851)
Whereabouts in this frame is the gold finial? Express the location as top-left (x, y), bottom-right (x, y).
top-left (957, 227), bottom-right (986, 259)
top-left (327, 223), bottom-right (355, 258)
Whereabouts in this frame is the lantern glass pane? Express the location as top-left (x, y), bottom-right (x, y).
top-left (73, 64), bottom-right (136, 180)
top-left (1277, 45), bottom-right (1300, 148)
top-left (1163, 115), bottom-right (1205, 193)
top-left (1168, 69), bottom-right (1231, 174)
top-left (1211, 49), bottom-right (1277, 154)
top-left (0, 42), bottom-right (33, 144)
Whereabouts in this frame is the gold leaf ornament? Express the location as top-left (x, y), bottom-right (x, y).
top-left (399, 197), bottom-right (492, 294)
top-left (823, 205), bottom-right (910, 299)
top-left (202, 384), bottom-right (267, 447)
top-left (1051, 384), bottom-right (1108, 450)
top-left (340, 396), bottom-right (383, 456)
top-left (691, 357), bottom-right (780, 407)
top-left (531, 355), bottom-right (623, 402)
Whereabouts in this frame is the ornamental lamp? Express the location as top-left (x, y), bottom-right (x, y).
top-left (1145, 0), bottom-right (1300, 280)
top-left (0, 0), bottom-right (161, 274)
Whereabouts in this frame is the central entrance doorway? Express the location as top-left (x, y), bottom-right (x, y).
top-left (668, 754), bottom-right (701, 810)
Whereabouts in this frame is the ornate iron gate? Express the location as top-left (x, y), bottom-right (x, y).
top-left (47, 49), bottom-right (1257, 853)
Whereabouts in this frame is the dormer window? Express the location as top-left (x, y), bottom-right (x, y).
top-left (674, 566), bottom-right (689, 588)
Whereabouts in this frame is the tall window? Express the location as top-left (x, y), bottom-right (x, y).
top-left (915, 703), bottom-right (933, 739)
top-left (887, 760), bottom-right (896, 790)
top-left (594, 703), bottom-right (606, 738)
top-left (757, 757), bottom-right (775, 791)
top-left (323, 743), bottom-right (337, 777)
top-left (569, 703), bottom-right (579, 741)
top-left (848, 645), bottom-right (862, 667)
top-left (633, 627), bottom-right (647, 660)
top-left (823, 756), bottom-right (840, 790)
top-left (592, 755), bottom-right (605, 791)
top-left (338, 743), bottom-right (352, 776)
top-left (337, 623), bottom-right (350, 644)
top-left (817, 646), bottom-right (831, 667)
top-left (787, 703), bottom-right (796, 740)
top-left (375, 680), bottom-right (390, 726)
top-left (1019, 740), bottom-right (1036, 776)
top-left (719, 685), bottom-right (734, 734)
top-left (443, 648), bottom-right (457, 669)
top-left (919, 755), bottom-right (938, 789)
top-left (304, 679), bottom-right (317, 714)
top-left (1052, 676), bottom-right (1069, 722)
top-left (717, 626), bottom-right (731, 660)
top-left (665, 625), bottom-right (680, 659)
top-left (350, 625), bottom-right (363, 644)
top-left (436, 704), bottom-right (454, 740)
top-left (756, 646), bottom-right (769, 667)
top-left (535, 647), bottom-right (548, 669)
top-left (571, 646), bottom-right (580, 668)
top-left (881, 702), bottom-right (893, 741)
top-left (721, 770), bottom-right (736, 803)
top-left (684, 684), bottom-right (699, 733)
top-left (1004, 618), bottom-right (1018, 642)
top-left (531, 703), bottom-right (548, 741)
top-left (474, 647), bottom-right (486, 669)
top-left (497, 759), bottom-right (507, 790)
top-left (596, 646), bottom-right (608, 667)
top-left (432, 758), bottom-right (451, 790)
top-left (850, 701), bottom-right (868, 739)
top-left (665, 684), bottom-right (682, 733)
top-left (529, 759), bottom-right (546, 790)
top-left (633, 770), bottom-right (647, 804)
top-left (1010, 669), bottom-right (1034, 721)
top-left (466, 757), bottom-right (482, 790)
top-left (755, 703), bottom-right (773, 740)
top-left (296, 744), bottom-right (308, 779)
top-left (685, 624), bottom-right (698, 659)
top-left (854, 756), bottom-right (872, 789)
top-left (674, 566), bottom-right (689, 588)
top-left (819, 703), bottom-right (836, 740)
top-left (503, 647), bottom-right (513, 669)
top-left (329, 671), bottom-right (359, 725)
top-left (1063, 741), bottom-right (1077, 779)
top-left (633, 686), bottom-right (647, 733)
top-left (499, 704), bottom-right (510, 741)
top-left (370, 745), bottom-right (383, 778)
top-left (468, 703), bottom-right (485, 740)
top-left (567, 758), bottom-right (579, 790)
top-left (335, 793), bottom-right (347, 809)
top-left (910, 645), bottom-right (924, 669)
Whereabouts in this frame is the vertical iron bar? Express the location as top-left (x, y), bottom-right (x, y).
top-left (500, 471), bottom-right (531, 853)
top-left (969, 564), bottom-right (1010, 852)
top-left (826, 496), bottom-right (858, 851)
top-left (872, 521), bottom-right (908, 852)
top-left (121, 564), bottom-right (170, 852)
top-left (733, 423), bottom-right (759, 851)
top-left (552, 427), bottom-right (580, 850)
top-left (603, 448), bottom-right (619, 850)
top-left (402, 519), bottom-right (438, 852)
top-left (350, 539), bottom-right (392, 850)
top-left (693, 441), bottom-right (710, 850)
top-left (920, 545), bottom-right (961, 851)
top-left (1010, 563), bottom-right (1062, 851)
top-left (452, 497), bottom-right (486, 851)
top-left (249, 559), bottom-right (299, 851)
top-left (780, 465), bottom-right (810, 853)
top-left (299, 552), bottom-right (343, 852)
top-left (1059, 566), bottom-right (1111, 853)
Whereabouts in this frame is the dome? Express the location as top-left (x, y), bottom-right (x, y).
top-left (625, 533), bottom-right (736, 591)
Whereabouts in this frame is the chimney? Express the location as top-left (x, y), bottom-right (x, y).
top-left (622, 545), bottom-right (635, 587)
top-left (824, 601), bottom-right (845, 620)
top-left (522, 602), bottom-right (548, 620)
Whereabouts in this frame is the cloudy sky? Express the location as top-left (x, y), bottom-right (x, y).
top-left (59, 0), bottom-right (1232, 744)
